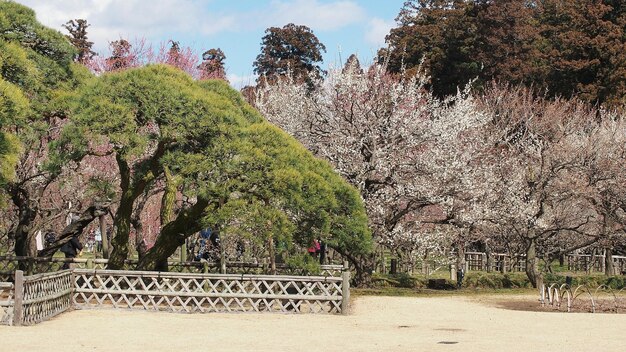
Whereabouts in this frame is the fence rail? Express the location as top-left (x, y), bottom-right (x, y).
top-left (566, 254), bottom-right (626, 274)
top-left (464, 252), bottom-right (527, 272)
top-left (0, 256), bottom-right (344, 279)
top-left (21, 270), bottom-right (73, 325)
top-left (0, 270), bottom-right (73, 326)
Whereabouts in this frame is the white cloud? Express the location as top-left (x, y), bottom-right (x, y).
top-left (365, 17), bottom-right (395, 46)
top-left (15, 0), bottom-right (236, 53)
top-left (16, 0), bottom-right (367, 54)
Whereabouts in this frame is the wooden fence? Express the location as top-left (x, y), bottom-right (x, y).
top-left (463, 252), bottom-right (626, 274)
top-left (566, 254), bottom-right (626, 274)
top-left (0, 270), bottom-right (73, 326)
top-left (464, 252), bottom-right (526, 273)
top-left (73, 268), bottom-right (349, 314)
top-left (0, 262), bottom-right (350, 326)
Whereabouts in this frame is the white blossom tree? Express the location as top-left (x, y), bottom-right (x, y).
top-left (255, 60), bottom-right (492, 277)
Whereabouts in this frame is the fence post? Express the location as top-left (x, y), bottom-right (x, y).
top-left (13, 270), bottom-right (24, 326)
top-left (341, 261), bottom-right (350, 315)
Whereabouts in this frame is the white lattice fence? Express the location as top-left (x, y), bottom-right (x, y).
top-left (0, 282), bottom-right (13, 325)
top-left (20, 270), bottom-right (73, 325)
top-left (73, 269), bottom-right (348, 314)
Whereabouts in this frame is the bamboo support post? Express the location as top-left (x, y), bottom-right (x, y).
top-left (180, 243), bottom-right (187, 263)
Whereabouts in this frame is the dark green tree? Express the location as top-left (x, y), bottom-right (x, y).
top-left (382, 0), bottom-right (482, 97)
top-left (63, 19), bottom-right (96, 64)
top-left (253, 23), bottom-right (326, 85)
top-left (538, 0), bottom-right (626, 106)
top-left (383, 0), bottom-right (626, 106)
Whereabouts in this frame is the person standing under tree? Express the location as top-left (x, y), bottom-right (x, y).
top-left (456, 264), bottom-right (465, 289)
top-left (94, 228), bottom-right (102, 253)
top-left (60, 234), bottom-right (83, 269)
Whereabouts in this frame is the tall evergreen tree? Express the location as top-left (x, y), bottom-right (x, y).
top-left (538, 0), bottom-right (626, 106)
top-left (253, 23), bottom-right (326, 85)
top-left (63, 19), bottom-right (96, 64)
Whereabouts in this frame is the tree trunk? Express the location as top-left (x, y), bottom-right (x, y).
top-left (331, 246), bottom-right (374, 287)
top-left (109, 147), bottom-right (163, 269)
top-left (38, 202), bottom-right (110, 257)
top-left (108, 156), bottom-right (134, 269)
top-left (9, 186), bottom-right (38, 261)
top-left (158, 166), bottom-right (179, 267)
top-left (268, 236), bottom-right (276, 275)
top-left (99, 215), bottom-right (109, 259)
top-left (605, 247), bottom-right (615, 276)
top-left (108, 196), bottom-right (134, 269)
top-left (136, 198), bottom-right (209, 271)
top-left (525, 238), bottom-right (540, 288)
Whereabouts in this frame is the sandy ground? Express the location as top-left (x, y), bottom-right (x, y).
top-left (1, 294), bottom-right (625, 352)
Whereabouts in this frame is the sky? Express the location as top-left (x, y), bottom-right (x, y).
top-left (16, 0), bottom-right (406, 88)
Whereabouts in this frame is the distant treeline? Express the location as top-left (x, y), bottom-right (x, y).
top-left (381, 0), bottom-right (626, 107)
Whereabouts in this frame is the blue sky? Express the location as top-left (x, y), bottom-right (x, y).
top-left (17, 0), bottom-right (405, 87)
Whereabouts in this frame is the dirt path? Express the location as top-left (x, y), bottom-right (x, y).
top-left (1, 294), bottom-right (624, 351)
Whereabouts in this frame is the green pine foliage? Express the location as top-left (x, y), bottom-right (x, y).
top-left (57, 64), bottom-right (371, 268)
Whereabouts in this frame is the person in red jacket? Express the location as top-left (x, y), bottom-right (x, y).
top-left (308, 239), bottom-right (321, 258)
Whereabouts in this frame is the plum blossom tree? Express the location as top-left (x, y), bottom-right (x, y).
top-left (198, 48), bottom-right (227, 81)
top-left (88, 38), bottom-right (201, 78)
top-left (473, 87), bottom-right (613, 286)
top-left (255, 60), bottom-right (493, 279)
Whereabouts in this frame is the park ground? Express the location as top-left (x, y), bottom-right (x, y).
top-left (1, 293), bottom-right (625, 351)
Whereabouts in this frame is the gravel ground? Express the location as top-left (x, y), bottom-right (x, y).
top-left (1, 294), bottom-right (625, 351)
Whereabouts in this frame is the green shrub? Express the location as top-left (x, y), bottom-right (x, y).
top-left (463, 272), bottom-right (530, 289)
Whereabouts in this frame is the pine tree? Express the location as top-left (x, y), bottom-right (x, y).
top-left (63, 19), bottom-right (95, 64)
